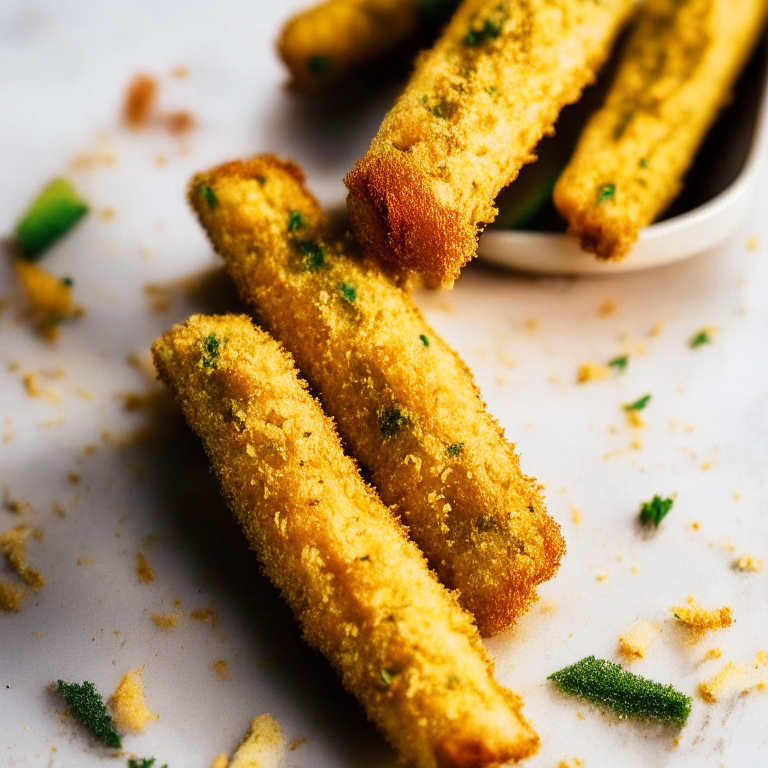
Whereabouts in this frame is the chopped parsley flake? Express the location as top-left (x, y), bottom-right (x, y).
top-left (548, 656), bottom-right (691, 727)
top-left (447, 674), bottom-right (460, 686)
top-left (200, 184), bottom-right (218, 209)
top-left (16, 178), bottom-right (90, 261)
top-left (340, 282), bottom-right (356, 303)
top-left (419, 334), bottom-right (430, 347)
top-left (307, 55), bottom-right (330, 76)
top-left (379, 405), bottom-right (410, 438)
top-left (639, 495), bottom-right (674, 527)
top-left (381, 668), bottom-right (395, 688)
top-left (288, 210), bottom-right (304, 232)
top-left (608, 355), bottom-right (628, 371)
top-left (128, 759), bottom-right (168, 768)
top-left (624, 394), bottom-right (651, 411)
top-left (690, 330), bottom-right (711, 348)
top-left (61, 276), bottom-right (74, 287)
top-left (201, 332), bottom-right (221, 370)
top-left (298, 241), bottom-right (326, 271)
top-left (640, 158), bottom-right (650, 169)
top-left (56, 680), bottom-right (121, 748)
top-left (447, 442), bottom-right (464, 457)
top-left (256, 176), bottom-right (266, 186)
top-left (465, 5), bottom-right (506, 46)
top-left (486, 86), bottom-right (497, 97)
top-left (597, 183), bottom-right (615, 203)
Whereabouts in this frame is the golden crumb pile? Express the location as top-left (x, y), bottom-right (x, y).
top-left (733, 554), bottom-right (764, 572)
top-left (213, 659), bottom-right (230, 680)
top-left (672, 597), bottom-right (733, 633)
top-left (0, 581), bottom-right (27, 613)
top-left (135, 552), bottom-right (155, 583)
top-left (151, 611), bottom-right (180, 631)
top-left (230, 714), bottom-right (285, 768)
top-left (577, 363), bottom-right (609, 383)
top-left (15, 260), bottom-right (82, 340)
top-left (109, 668), bottom-right (154, 732)
top-left (0, 524), bottom-right (45, 589)
top-left (618, 622), bottom-right (659, 661)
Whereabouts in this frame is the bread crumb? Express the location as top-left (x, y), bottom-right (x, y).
top-left (32, 631), bottom-right (42, 639)
top-left (577, 363), bottom-right (609, 383)
top-left (213, 659), bottom-right (230, 680)
top-left (77, 555), bottom-right (93, 566)
top-left (164, 111), bottom-right (195, 136)
top-left (191, 606), bottom-right (220, 626)
top-left (672, 597), bottom-right (733, 634)
top-left (229, 714), bottom-right (285, 768)
top-left (558, 758), bottom-right (584, 768)
top-left (0, 580), bottom-right (27, 612)
top-left (123, 74), bottom-right (157, 130)
top-left (152, 611), bottom-right (180, 631)
top-left (289, 737), bottom-right (307, 751)
top-left (53, 503), bottom-right (67, 517)
top-left (144, 283), bottom-right (172, 313)
top-left (15, 261), bottom-right (82, 340)
top-left (109, 668), bottom-right (154, 732)
top-left (618, 622), bottom-right (659, 661)
top-left (626, 410), bottom-right (645, 429)
top-left (595, 571), bottom-right (609, 582)
top-left (101, 208), bottom-right (116, 221)
top-left (650, 322), bottom-right (664, 337)
top-left (210, 755), bottom-right (228, 768)
top-left (599, 300), bottom-right (617, 317)
top-left (0, 524), bottom-right (45, 588)
top-left (688, 521), bottom-right (700, 531)
top-left (699, 661), bottom-right (753, 703)
top-left (571, 506), bottom-right (582, 524)
top-left (732, 554), bottom-right (763, 572)
top-left (67, 472), bottom-right (81, 484)
top-left (4, 488), bottom-right (33, 516)
top-left (746, 235), bottom-right (760, 251)
top-left (705, 648), bottom-right (723, 660)
top-left (172, 66), bottom-right (189, 78)
top-left (136, 552), bottom-right (155, 584)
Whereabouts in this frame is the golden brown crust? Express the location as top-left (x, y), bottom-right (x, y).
top-left (188, 154), bottom-right (565, 636)
top-left (554, 0), bottom-right (768, 261)
top-left (152, 314), bottom-right (538, 767)
top-left (345, 0), bottom-right (637, 286)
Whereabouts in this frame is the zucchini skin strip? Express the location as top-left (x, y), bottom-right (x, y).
top-left (188, 155), bottom-right (565, 637)
top-left (554, 0), bottom-right (768, 261)
top-left (344, 0), bottom-right (637, 286)
top-left (152, 313), bottom-right (538, 768)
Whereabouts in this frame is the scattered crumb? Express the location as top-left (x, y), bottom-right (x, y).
top-left (141, 534), bottom-right (161, 548)
top-left (155, 155), bottom-right (168, 167)
top-left (172, 66), bottom-right (189, 78)
top-left (109, 668), bottom-right (155, 733)
top-left (289, 737), bottom-right (307, 751)
top-left (164, 111), bottom-right (195, 136)
top-left (144, 283), bottom-right (172, 313)
top-left (0, 524), bottom-right (45, 588)
top-left (151, 611), bottom-right (180, 631)
top-left (688, 521), bottom-right (701, 531)
top-left (120, 391), bottom-right (168, 414)
top-left (136, 552), bottom-right (155, 584)
top-left (618, 622), bottom-right (659, 661)
top-left (32, 631), bottom-right (42, 639)
top-left (15, 261), bottom-right (83, 340)
top-left (191, 606), bottom-right (220, 627)
top-left (229, 714), bottom-right (285, 768)
top-left (577, 362), bottom-right (610, 383)
top-left (67, 472), bottom-right (81, 484)
top-left (53, 503), bottom-right (67, 517)
top-left (595, 571), bottom-right (610, 582)
top-left (210, 755), bottom-right (228, 768)
top-left (4, 488), bottom-right (33, 515)
top-left (672, 597), bottom-right (733, 634)
top-left (524, 318), bottom-right (538, 330)
top-left (0, 580), bottom-right (27, 612)
top-left (732, 554), bottom-right (763, 572)
top-left (22, 373), bottom-right (40, 398)
top-left (650, 321), bottom-right (664, 337)
top-left (699, 661), bottom-right (755, 703)
top-left (558, 758), bottom-right (584, 768)
top-left (101, 207), bottom-right (116, 221)
top-left (626, 410), bottom-right (645, 429)
top-left (213, 659), bottom-right (230, 680)
top-left (77, 556), bottom-right (93, 566)
top-left (746, 235), bottom-right (759, 252)
top-left (598, 300), bottom-right (617, 317)
top-left (540, 601), bottom-right (558, 615)
top-left (705, 648), bottom-right (723, 660)
top-left (123, 74), bottom-right (158, 130)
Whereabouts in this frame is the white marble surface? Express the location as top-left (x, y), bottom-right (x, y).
top-left (1, 2), bottom-right (767, 767)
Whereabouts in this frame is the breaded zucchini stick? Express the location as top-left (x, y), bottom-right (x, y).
top-left (344, 0), bottom-right (637, 286)
top-left (554, 0), bottom-right (768, 261)
top-left (188, 155), bottom-right (565, 636)
top-left (278, 0), bottom-right (459, 91)
top-left (152, 314), bottom-right (538, 768)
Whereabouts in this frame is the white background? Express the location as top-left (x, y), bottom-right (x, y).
top-left (1, 1), bottom-right (767, 766)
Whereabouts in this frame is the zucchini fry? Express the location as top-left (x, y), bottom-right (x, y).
top-left (152, 313), bottom-right (539, 768)
top-left (344, 0), bottom-right (637, 286)
top-left (278, 0), bottom-right (459, 91)
top-left (554, 0), bottom-right (768, 261)
top-left (188, 155), bottom-right (565, 637)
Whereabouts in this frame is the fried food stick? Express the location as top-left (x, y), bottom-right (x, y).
top-left (344, 0), bottom-right (637, 286)
top-left (152, 313), bottom-right (539, 768)
top-left (278, 0), bottom-right (459, 91)
top-left (188, 155), bottom-right (565, 637)
top-left (554, 0), bottom-right (768, 261)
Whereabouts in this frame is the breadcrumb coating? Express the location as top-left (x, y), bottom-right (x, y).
top-left (554, 0), bottom-right (768, 260)
top-left (188, 155), bottom-right (565, 636)
top-left (152, 313), bottom-right (538, 768)
top-left (278, 0), bottom-right (458, 91)
top-left (345, 0), bottom-right (636, 286)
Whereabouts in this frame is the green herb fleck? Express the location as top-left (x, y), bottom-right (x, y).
top-left (597, 183), bottom-right (615, 203)
top-left (340, 282), bottom-right (356, 303)
top-left (486, 86), bottom-right (497, 97)
top-left (288, 210), bottom-right (304, 232)
top-left (201, 332), bottom-right (221, 370)
top-left (640, 158), bottom-right (650, 169)
top-left (381, 668), bottom-right (395, 688)
top-left (56, 680), bottom-right (121, 748)
top-left (465, 5), bottom-right (506, 47)
top-left (308, 55), bottom-right (330, 76)
top-left (690, 330), bottom-right (711, 348)
top-left (447, 442), bottom-right (464, 457)
top-left (128, 759), bottom-right (168, 768)
top-left (639, 495), bottom-right (674, 527)
top-left (200, 184), bottom-right (218, 209)
top-left (256, 176), bottom-right (266, 186)
top-left (16, 178), bottom-right (90, 261)
top-left (298, 241), bottom-right (326, 271)
top-left (624, 394), bottom-right (651, 411)
top-left (548, 656), bottom-right (691, 727)
top-left (419, 334), bottom-right (430, 347)
top-left (430, 96), bottom-right (455, 119)
top-left (608, 355), bottom-right (628, 371)
top-left (379, 405), bottom-right (410, 438)
top-left (61, 276), bottom-right (74, 287)
top-left (447, 674), bottom-right (460, 687)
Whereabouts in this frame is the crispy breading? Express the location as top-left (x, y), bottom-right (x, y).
top-left (344, 0), bottom-right (636, 286)
top-left (554, 0), bottom-right (768, 261)
top-left (188, 155), bottom-right (565, 636)
top-left (278, 0), bottom-right (459, 91)
top-left (152, 314), bottom-right (539, 768)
